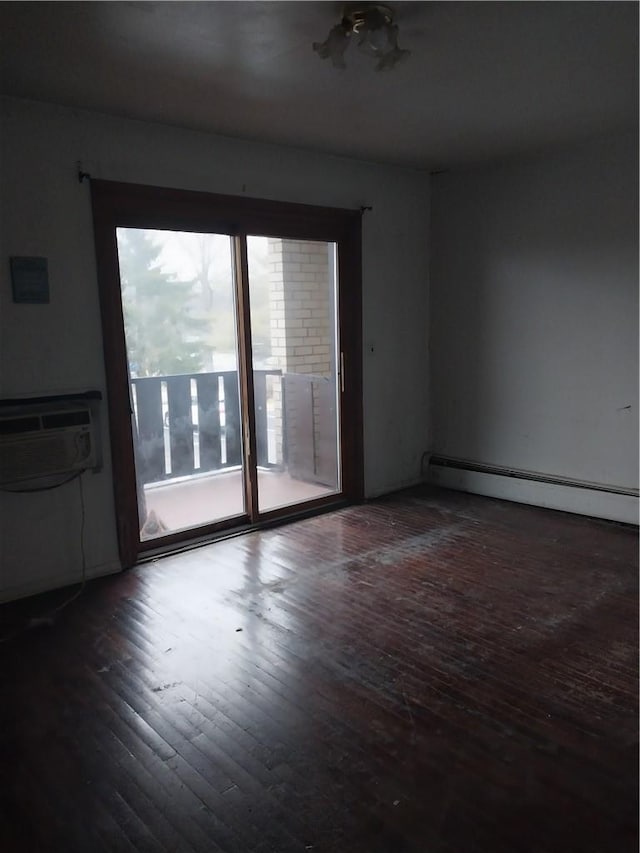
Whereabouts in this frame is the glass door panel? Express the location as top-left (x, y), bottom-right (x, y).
top-left (116, 228), bottom-right (246, 540)
top-left (246, 236), bottom-right (341, 514)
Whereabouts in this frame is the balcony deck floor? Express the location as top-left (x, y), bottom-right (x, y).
top-left (144, 469), bottom-right (334, 535)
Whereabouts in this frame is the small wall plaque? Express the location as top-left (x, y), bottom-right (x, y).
top-left (10, 257), bottom-right (49, 304)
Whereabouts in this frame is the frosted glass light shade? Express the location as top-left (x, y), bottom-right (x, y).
top-left (312, 4), bottom-right (410, 71)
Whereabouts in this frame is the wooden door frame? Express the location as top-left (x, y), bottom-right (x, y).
top-left (90, 179), bottom-right (363, 568)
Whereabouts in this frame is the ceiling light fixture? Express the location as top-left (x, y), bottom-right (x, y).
top-left (313, 3), bottom-right (410, 72)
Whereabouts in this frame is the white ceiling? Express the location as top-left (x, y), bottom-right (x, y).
top-left (1, 1), bottom-right (637, 169)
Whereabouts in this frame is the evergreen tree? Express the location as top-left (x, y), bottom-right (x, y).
top-left (117, 229), bottom-right (209, 377)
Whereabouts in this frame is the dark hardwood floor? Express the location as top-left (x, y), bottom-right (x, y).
top-left (1, 486), bottom-right (637, 853)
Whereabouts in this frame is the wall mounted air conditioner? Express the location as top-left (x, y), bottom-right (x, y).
top-left (0, 399), bottom-right (100, 486)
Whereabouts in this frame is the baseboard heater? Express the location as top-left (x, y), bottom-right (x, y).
top-left (428, 456), bottom-right (638, 498)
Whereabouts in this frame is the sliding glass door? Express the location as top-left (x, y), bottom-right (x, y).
top-left (116, 228), bottom-right (246, 539)
top-left (247, 236), bottom-right (340, 513)
top-left (91, 180), bottom-right (362, 565)
top-left (115, 227), bottom-right (343, 541)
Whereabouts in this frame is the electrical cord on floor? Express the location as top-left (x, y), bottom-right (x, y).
top-left (0, 472), bottom-right (87, 642)
top-left (43, 473), bottom-right (87, 617)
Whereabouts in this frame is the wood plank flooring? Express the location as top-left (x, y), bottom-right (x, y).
top-left (1, 486), bottom-right (637, 852)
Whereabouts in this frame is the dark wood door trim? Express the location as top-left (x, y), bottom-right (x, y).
top-left (90, 179), bottom-right (363, 565)
top-left (89, 179), bottom-right (360, 242)
top-left (338, 217), bottom-right (364, 501)
top-left (233, 235), bottom-right (260, 522)
top-left (90, 199), bottom-right (139, 568)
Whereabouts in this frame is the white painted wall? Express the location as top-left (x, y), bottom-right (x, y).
top-left (0, 96), bottom-right (430, 601)
top-left (429, 132), bottom-right (638, 520)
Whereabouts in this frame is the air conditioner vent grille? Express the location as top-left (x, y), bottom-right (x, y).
top-left (2, 435), bottom-right (71, 482)
top-left (0, 416), bottom-right (40, 435)
top-left (0, 404), bottom-right (98, 485)
top-left (42, 410), bottom-right (90, 429)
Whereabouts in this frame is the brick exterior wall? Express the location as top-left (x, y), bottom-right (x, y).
top-left (267, 238), bottom-right (332, 376)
